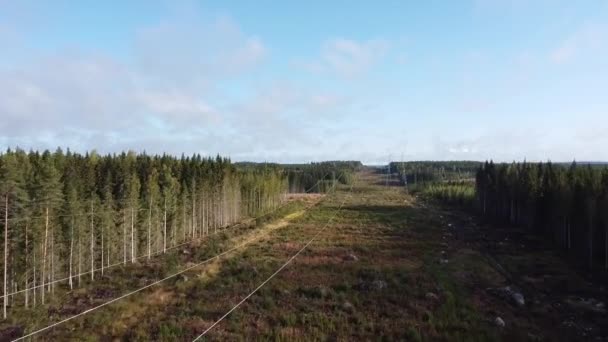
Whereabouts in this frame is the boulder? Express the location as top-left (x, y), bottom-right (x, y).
top-left (344, 253), bottom-right (359, 262)
top-left (494, 316), bottom-right (505, 328)
top-left (425, 292), bottom-right (439, 301)
top-left (342, 301), bottom-right (354, 312)
top-left (512, 292), bottom-right (525, 307)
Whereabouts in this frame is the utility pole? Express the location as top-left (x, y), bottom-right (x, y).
top-left (386, 154), bottom-right (391, 187)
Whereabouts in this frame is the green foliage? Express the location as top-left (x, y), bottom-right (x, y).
top-left (390, 161), bottom-right (480, 186)
top-left (422, 182), bottom-right (475, 207)
top-left (476, 161), bottom-right (608, 269)
top-left (0, 148), bottom-right (291, 316)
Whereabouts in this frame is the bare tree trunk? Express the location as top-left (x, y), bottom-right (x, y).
top-left (25, 222), bottom-right (29, 308)
top-left (33, 245), bottom-right (37, 306)
top-left (148, 198), bottom-right (152, 260)
top-left (101, 224), bottom-right (104, 276)
top-left (90, 202), bottom-right (94, 281)
top-left (123, 210), bottom-right (127, 265)
top-left (78, 230), bottom-right (81, 286)
top-left (163, 198), bottom-right (167, 253)
top-left (205, 195), bottom-right (208, 235)
top-left (42, 207), bottom-right (48, 304)
top-left (216, 191), bottom-right (219, 234)
top-left (69, 218), bottom-right (74, 290)
top-left (3, 194), bottom-right (9, 318)
top-left (589, 218), bottom-right (594, 269)
top-left (202, 196), bottom-right (205, 236)
top-left (131, 207), bottom-right (135, 263)
top-left (50, 228), bottom-right (54, 294)
top-left (192, 195), bottom-right (196, 239)
top-left (568, 221), bottom-right (572, 251)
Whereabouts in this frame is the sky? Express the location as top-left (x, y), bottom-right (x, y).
top-left (1, 0), bottom-right (607, 164)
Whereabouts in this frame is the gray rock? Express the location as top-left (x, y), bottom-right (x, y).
top-left (425, 292), bottom-right (439, 300)
top-left (512, 292), bottom-right (525, 306)
top-left (342, 301), bottom-right (354, 312)
top-left (344, 253), bottom-right (359, 261)
top-left (487, 286), bottom-right (525, 307)
top-left (494, 316), bottom-right (505, 328)
top-left (371, 280), bottom-right (387, 290)
top-left (565, 297), bottom-right (606, 313)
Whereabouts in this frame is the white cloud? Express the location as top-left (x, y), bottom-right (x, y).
top-left (0, 12), bottom-right (269, 155)
top-left (136, 90), bottom-right (218, 124)
top-left (299, 38), bottom-right (390, 78)
top-left (551, 23), bottom-right (608, 64)
top-left (135, 15), bottom-right (266, 88)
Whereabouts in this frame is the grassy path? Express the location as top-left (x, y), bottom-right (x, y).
top-left (174, 169), bottom-right (492, 341)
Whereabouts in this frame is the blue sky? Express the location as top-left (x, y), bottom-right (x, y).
top-left (1, 0), bottom-right (607, 163)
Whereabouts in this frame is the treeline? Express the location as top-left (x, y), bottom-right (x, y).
top-left (285, 161), bottom-right (360, 193)
top-left (390, 161), bottom-right (480, 186)
top-left (0, 148), bottom-right (287, 318)
top-left (476, 161), bottom-right (608, 269)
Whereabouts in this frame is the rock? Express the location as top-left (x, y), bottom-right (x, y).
top-left (344, 253), bottom-right (359, 262)
top-left (342, 301), bottom-right (354, 312)
top-left (487, 286), bottom-right (525, 307)
top-left (494, 316), bottom-right (505, 328)
top-left (371, 280), bottom-right (387, 290)
top-left (425, 292), bottom-right (439, 300)
top-left (355, 279), bottom-right (387, 292)
top-left (565, 296), bottom-right (607, 314)
top-left (512, 292), bottom-right (525, 306)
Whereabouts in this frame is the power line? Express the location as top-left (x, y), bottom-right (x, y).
top-left (12, 174), bottom-right (337, 341)
top-left (4, 174), bottom-right (331, 301)
top-left (192, 179), bottom-right (353, 340)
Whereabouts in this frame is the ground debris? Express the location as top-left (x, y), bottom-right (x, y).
top-left (564, 296), bottom-right (606, 314)
top-left (0, 326), bottom-right (24, 340)
top-left (487, 286), bottom-right (525, 307)
top-left (355, 279), bottom-right (387, 292)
